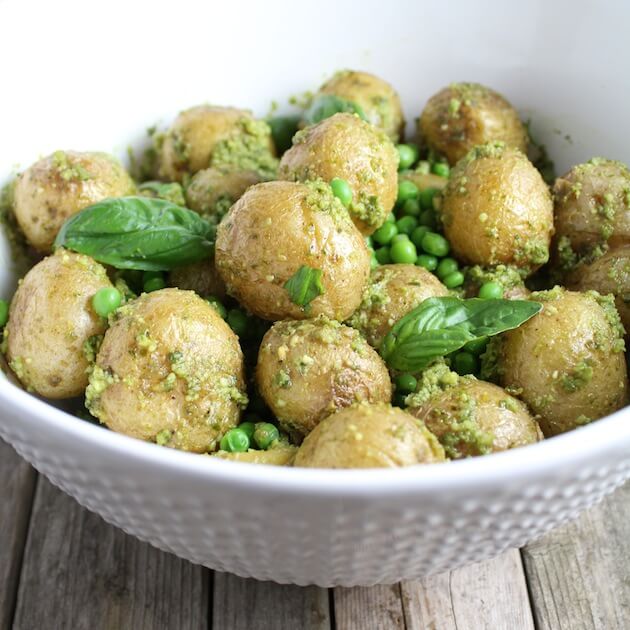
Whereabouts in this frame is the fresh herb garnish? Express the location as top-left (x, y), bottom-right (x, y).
top-left (54, 196), bottom-right (215, 271)
top-left (138, 181), bottom-right (186, 206)
top-left (380, 297), bottom-right (541, 372)
top-left (303, 94), bottom-right (367, 126)
top-left (284, 265), bottom-right (325, 308)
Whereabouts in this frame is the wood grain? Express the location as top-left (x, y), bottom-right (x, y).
top-left (0, 440), bottom-right (36, 630)
top-left (12, 477), bottom-right (209, 630)
top-left (401, 549), bottom-right (535, 630)
top-left (213, 572), bottom-right (331, 630)
top-left (334, 583), bottom-right (406, 630)
top-left (522, 481), bottom-right (630, 630)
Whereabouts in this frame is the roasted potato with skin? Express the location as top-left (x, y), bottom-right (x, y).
top-left (294, 403), bottom-right (445, 468)
top-left (215, 180), bottom-right (370, 321)
top-left (279, 113), bottom-right (399, 235)
top-left (168, 258), bottom-right (226, 300)
top-left (398, 170), bottom-right (448, 195)
top-left (407, 373), bottom-right (543, 459)
top-left (185, 166), bottom-right (264, 221)
top-left (441, 143), bottom-right (554, 273)
top-left (348, 264), bottom-right (448, 348)
top-left (12, 151), bottom-right (135, 253)
top-left (565, 245), bottom-right (630, 334)
top-left (418, 82), bottom-right (528, 165)
top-left (86, 288), bottom-right (247, 453)
top-left (4, 249), bottom-right (112, 398)
top-left (316, 70), bottom-right (405, 141)
top-left (214, 442), bottom-right (297, 465)
top-left (256, 316), bottom-right (392, 440)
top-left (482, 287), bottom-right (628, 436)
top-left (552, 158), bottom-right (630, 266)
top-left (158, 105), bottom-right (277, 182)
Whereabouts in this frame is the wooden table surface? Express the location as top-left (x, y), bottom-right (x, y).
top-left (1, 439), bottom-right (629, 630)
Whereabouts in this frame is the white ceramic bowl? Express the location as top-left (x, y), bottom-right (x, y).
top-left (0, 0), bottom-right (628, 587)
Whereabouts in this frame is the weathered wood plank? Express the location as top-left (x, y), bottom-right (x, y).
top-left (12, 477), bottom-right (209, 630)
top-left (401, 549), bottom-right (535, 630)
top-left (213, 572), bottom-right (331, 630)
top-left (0, 439), bottom-right (36, 630)
top-left (334, 583), bottom-right (405, 630)
top-left (522, 482), bottom-right (630, 630)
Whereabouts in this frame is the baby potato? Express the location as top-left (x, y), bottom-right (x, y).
top-left (215, 180), bottom-right (370, 321)
top-left (407, 370), bottom-right (543, 459)
top-left (483, 287), bottom-right (628, 437)
top-left (168, 258), bottom-right (226, 300)
top-left (279, 113), bottom-right (399, 234)
top-left (185, 167), bottom-right (264, 221)
top-left (316, 70), bottom-right (405, 141)
top-left (294, 402), bottom-right (445, 468)
top-left (565, 245), bottom-right (630, 334)
top-left (4, 249), bottom-right (112, 398)
top-left (398, 170), bottom-right (448, 194)
top-left (418, 82), bottom-right (528, 165)
top-left (348, 264), bottom-right (448, 348)
top-left (86, 288), bottom-right (247, 453)
top-left (441, 143), bottom-right (554, 273)
top-left (213, 442), bottom-right (297, 466)
top-left (256, 316), bottom-right (392, 440)
top-left (12, 151), bottom-right (135, 253)
top-left (158, 105), bottom-right (277, 182)
top-left (552, 158), bottom-right (630, 265)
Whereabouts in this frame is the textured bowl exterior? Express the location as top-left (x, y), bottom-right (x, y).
top-left (1, 0), bottom-right (630, 587)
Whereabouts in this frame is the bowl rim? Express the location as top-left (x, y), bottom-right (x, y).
top-left (1, 376), bottom-right (628, 497)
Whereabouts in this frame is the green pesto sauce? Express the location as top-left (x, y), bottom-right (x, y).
top-left (561, 359), bottom-right (593, 392)
top-left (303, 179), bottom-right (352, 223)
top-left (82, 334), bottom-right (103, 365)
top-left (479, 336), bottom-right (503, 382)
top-left (0, 179), bottom-right (32, 274)
top-left (586, 290), bottom-right (626, 352)
top-left (51, 151), bottom-right (92, 181)
top-left (466, 264), bottom-right (527, 288)
top-left (406, 360), bottom-right (460, 407)
top-left (138, 181), bottom-right (186, 206)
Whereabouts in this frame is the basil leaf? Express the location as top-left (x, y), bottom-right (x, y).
top-left (284, 266), bottom-right (325, 308)
top-left (54, 196), bottom-right (215, 271)
top-left (138, 181), bottom-right (186, 206)
top-left (380, 297), bottom-right (542, 372)
top-left (303, 95), bottom-right (367, 126)
top-left (267, 115), bottom-right (301, 155)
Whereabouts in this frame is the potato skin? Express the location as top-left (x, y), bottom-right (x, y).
top-left (418, 82), bottom-right (528, 165)
top-left (213, 442), bottom-right (297, 465)
top-left (5, 250), bottom-right (112, 398)
top-left (317, 70), bottom-right (405, 141)
top-left (484, 288), bottom-right (628, 436)
top-left (158, 105), bottom-right (277, 182)
top-left (279, 113), bottom-right (399, 234)
top-left (408, 377), bottom-right (542, 459)
top-left (215, 180), bottom-right (370, 321)
top-left (294, 403), bottom-right (445, 468)
top-left (13, 151), bottom-right (135, 253)
top-left (86, 288), bottom-right (247, 453)
top-left (168, 258), bottom-right (226, 300)
top-left (552, 158), bottom-right (630, 266)
top-left (185, 167), bottom-right (264, 221)
top-left (348, 264), bottom-right (448, 348)
top-left (565, 245), bottom-right (630, 334)
top-left (256, 317), bottom-right (392, 440)
top-left (441, 143), bottom-right (553, 273)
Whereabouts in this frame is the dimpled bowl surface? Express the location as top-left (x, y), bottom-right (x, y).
top-left (0, 0), bottom-right (629, 587)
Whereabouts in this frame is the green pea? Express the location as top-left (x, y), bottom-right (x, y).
top-left (370, 251), bottom-right (379, 269)
top-left (432, 162), bottom-right (450, 178)
top-left (418, 209), bottom-right (437, 229)
top-left (397, 144), bottom-right (420, 170)
top-left (385, 212), bottom-right (396, 223)
top-left (395, 373), bottom-right (418, 394)
top-left (253, 422), bottom-right (280, 449)
top-left (397, 180), bottom-right (419, 204)
top-left (239, 421), bottom-right (256, 441)
top-left (436, 257), bottom-right (459, 280)
top-left (92, 287), bottom-right (122, 318)
top-left (372, 221), bottom-right (398, 245)
top-left (330, 177), bottom-right (353, 207)
top-left (0, 299), bottom-right (8, 327)
top-left (464, 336), bottom-right (488, 355)
top-left (419, 187), bottom-right (438, 210)
top-left (416, 160), bottom-right (430, 175)
top-left (391, 234), bottom-right (410, 244)
top-left (267, 115), bottom-right (300, 155)
top-left (453, 351), bottom-right (478, 376)
top-left (421, 232), bottom-right (450, 257)
top-left (416, 254), bottom-right (438, 271)
top-left (401, 198), bottom-right (421, 217)
top-left (478, 282), bottom-right (504, 299)
top-left (390, 239), bottom-right (418, 265)
top-left (220, 428), bottom-right (250, 452)
top-left (411, 226), bottom-right (430, 249)
top-left (227, 309), bottom-right (249, 337)
top-left (365, 235), bottom-right (374, 248)
top-left (396, 215), bottom-right (418, 235)
top-left (375, 247), bottom-right (391, 264)
top-left (206, 295), bottom-right (227, 319)
top-left (443, 271), bottom-right (465, 288)
top-left (143, 271), bottom-right (166, 293)
top-left (393, 392), bottom-right (408, 408)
